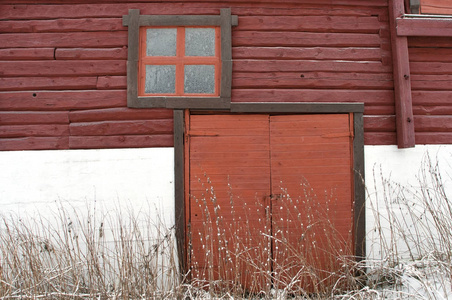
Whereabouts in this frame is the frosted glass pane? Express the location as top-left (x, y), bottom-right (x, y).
top-left (145, 65), bottom-right (176, 94)
top-left (146, 28), bottom-right (177, 56)
top-left (185, 28), bottom-right (215, 56)
top-left (184, 65), bottom-right (215, 94)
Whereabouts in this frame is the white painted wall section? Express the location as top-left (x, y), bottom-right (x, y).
top-left (0, 148), bottom-right (174, 226)
top-left (365, 145), bottom-right (452, 260)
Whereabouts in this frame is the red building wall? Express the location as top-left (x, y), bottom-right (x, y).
top-left (1, 0), bottom-right (451, 151)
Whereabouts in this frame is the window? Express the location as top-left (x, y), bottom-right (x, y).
top-left (123, 9), bottom-right (238, 109)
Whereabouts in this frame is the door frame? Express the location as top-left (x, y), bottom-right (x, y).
top-left (173, 102), bottom-right (365, 274)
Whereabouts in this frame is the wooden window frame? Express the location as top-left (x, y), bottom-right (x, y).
top-left (173, 102), bottom-right (366, 273)
top-left (123, 9), bottom-right (238, 109)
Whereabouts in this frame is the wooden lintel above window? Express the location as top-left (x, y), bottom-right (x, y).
top-left (397, 16), bottom-right (452, 36)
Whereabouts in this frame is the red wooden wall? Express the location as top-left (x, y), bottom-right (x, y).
top-left (1, 0), bottom-right (451, 151)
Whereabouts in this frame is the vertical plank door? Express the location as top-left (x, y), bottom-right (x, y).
top-left (270, 114), bottom-right (354, 292)
top-left (188, 114), bottom-right (271, 293)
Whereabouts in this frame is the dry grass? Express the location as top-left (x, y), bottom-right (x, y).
top-left (1, 154), bottom-right (451, 299)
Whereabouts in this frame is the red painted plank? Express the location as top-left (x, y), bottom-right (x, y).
top-left (0, 32), bottom-right (127, 48)
top-left (0, 90), bottom-right (126, 111)
top-left (0, 111), bottom-right (69, 125)
top-left (414, 115), bottom-right (452, 132)
top-left (365, 105), bottom-right (395, 115)
top-left (233, 60), bottom-right (391, 73)
top-left (55, 48), bottom-right (127, 60)
top-left (363, 115), bottom-right (396, 132)
top-left (364, 132), bottom-right (397, 145)
top-left (232, 89), bottom-right (394, 105)
top-left (0, 1), bottom-right (389, 7)
top-left (69, 134), bottom-right (173, 149)
top-left (233, 31), bottom-right (381, 47)
top-left (0, 77), bottom-right (98, 91)
top-left (97, 76), bottom-right (126, 90)
top-left (0, 124), bottom-right (69, 138)
top-left (420, 0), bottom-right (452, 14)
top-left (233, 72), bottom-right (393, 89)
top-left (409, 48), bottom-right (452, 62)
top-left (69, 108), bottom-right (172, 123)
top-left (389, 0), bottom-right (415, 148)
top-left (0, 136), bottom-right (69, 151)
top-left (416, 132), bottom-right (452, 144)
top-left (233, 46), bottom-right (382, 61)
top-left (411, 75), bottom-right (452, 90)
top-left (412, 91), bottom-right (452, 105)
top-left (237, 16), bottom-right (382, 33)
top-left (397, 17), bottom-right (452, 37)
top-left (69, 120), bottom-right (173, 136)
top-left (409, 36), bottom-right (452, 48)
top-left (0, 18), bottom-right (125, 33)
top-left (410, 62), bottom-right (452, 75)
top-left (413, 105), bottom-right (452, 115)
top-left (0, 48), bottom-right (55, 60)
top-left (0, 61), bottom-right (126, 76)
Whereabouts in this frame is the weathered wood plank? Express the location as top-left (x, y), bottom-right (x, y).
top-left (69, 108), bottom-right (172, 122)
top-left (233, 72), bottom-right (393, 89)
top-left (409, 36), bottom-right (452, 47)
top-left (411, 74), bottom-right (452, 90)
top-left (364, 132), bottom-right (397, 145)
top-left (0, 32), bottom-right (127, 48)
top-left (0, 18), bottom-right (125, 33)
top-left (0, 61), bottom-right (126, 76)
top-left (0, 77), bottom-right (98, 91)
top-left (397, 17), bottom-right (452, 37)
top-left (233, 46), bottom-right (382, 61)
top-left (0, 136), bottom-right (69, 151)
top-left (97, 76), bottom-right (127, 89)
top-left (0, 90), bottom-right (126, 111)
top-left (233, 31), bottom-right (381, 47)
top-left (416, 132), bottom-right (452, 144)
top-left (0, 4), bottom-right (387, 21)
top-left (55, 48), bottom-right (127, 60)
top-left (69, 134), bottom-right (174, 149)
top-left (410, 62), bottom-right (452, 75)
top-left (412, 91), bottom-right (452, 105)
top-left (0, 48), bottom-right (55, 60)
top-left (232, 89), bottom-right (394, 105)
top-left (413, 105), bottom-right (452, 115)
top-left (365, 105), bottom-right (395, 115)
top-left (409, 48), bottom-right (452, 62)
top-left (237, 16), bottom-right (382, 32)
top-left (69, 120), bottom-right (173, 136)
top-left (414, 115), bottom-right (452, 131)
top-left (363, 115), bottom-right (396, 132)
top-left (420, 0), bottom-right (452, 15)
top-left (0, 111), bottom-right (69, 125)
top-left (0, 124), bottom-right (69, 138)
top-left (233, 60), bottom-right (391, 73)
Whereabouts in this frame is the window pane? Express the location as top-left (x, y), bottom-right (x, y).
top-left (185, 28), bottom-right (215, 57)
top-left (145, 65), bottom-right (176, 94)
top-left (184, 65), bottom-right (215, 94)
top-left (146, 28), bottom-right (177, 56)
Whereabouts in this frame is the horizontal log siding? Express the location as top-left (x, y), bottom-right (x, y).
top-left (1, 0), bottom-right (446, 149)
top-left (408, 37), bottom-right (452, 144)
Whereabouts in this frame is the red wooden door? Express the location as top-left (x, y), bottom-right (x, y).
top-left (187, 113), bottom-right (354, 293)
top-left (187, 114), bottom-right (272, 292)
top-left (270, 114), bottom-right (353, 291)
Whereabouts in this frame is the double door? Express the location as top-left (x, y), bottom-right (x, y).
top-left (186, 113), bottom-right (354, 292)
